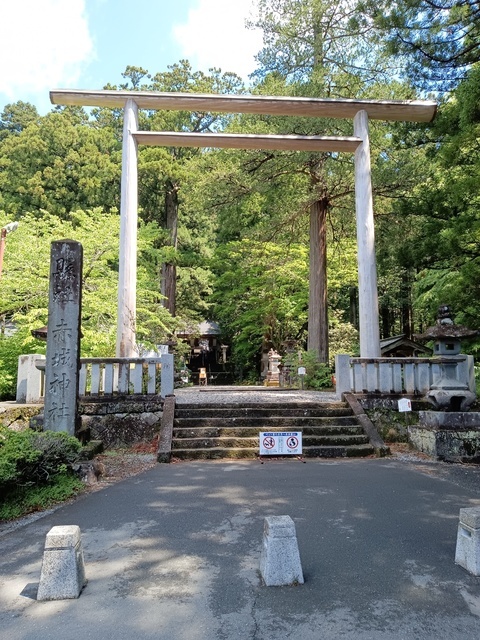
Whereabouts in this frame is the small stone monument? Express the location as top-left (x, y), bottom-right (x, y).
top-left (44, 240), bottom-right (83, 436)
top-left (37, 525), bottom-right (87, 600)
top-left (260, 515), bottom-right (304, 586)
top-left (455, 507), bottom-right (480, 575)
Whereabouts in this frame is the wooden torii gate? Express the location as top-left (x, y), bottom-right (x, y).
top-left (50, 89), bottom-right (436, 359)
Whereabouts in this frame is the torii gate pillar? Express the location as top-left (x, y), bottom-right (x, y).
top-left (116, 98), bottom-right (138, 357)
top-left (354, 110), bottom-right (381, 357)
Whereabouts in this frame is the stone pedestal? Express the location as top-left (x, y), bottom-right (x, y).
top-left (260, 515), bottom-right (304, 586)
top-left (410, 412), bottom-right (480, 462)
top-left (16, 354), bottom-right (44, 403)
top-left (455, 507), bottom-right (480, 576)
top-left (37, 525), bottom-right (87, 600)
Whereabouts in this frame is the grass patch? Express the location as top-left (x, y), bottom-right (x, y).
top-left (0, 473), bottom-right (84, 521)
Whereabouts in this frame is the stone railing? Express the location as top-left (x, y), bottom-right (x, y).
top-left (335, 354), bottom-right (475, 399)
top-left (16, 354), bottom-right (174, 403)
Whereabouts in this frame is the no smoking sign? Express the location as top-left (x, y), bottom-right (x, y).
top-left (259, 432), bottom-right (303, 456)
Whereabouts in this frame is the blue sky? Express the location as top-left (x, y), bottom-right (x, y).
top-left (0, 0), bottom-right (263, 114)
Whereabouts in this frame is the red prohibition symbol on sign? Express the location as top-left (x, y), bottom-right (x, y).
top-left (263, 436), bottom-right (276, 449)
top-left (286, 436), bottom-right (299, 449)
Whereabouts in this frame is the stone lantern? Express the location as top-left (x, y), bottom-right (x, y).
top-left (264, 349), bottom-right (282, 387)
top-left (415, 305), bottom-right (478, 411)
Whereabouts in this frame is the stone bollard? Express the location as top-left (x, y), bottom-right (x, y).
top-left (260, 515), bottom-right (304, 586)
top-left (455, 507), bottom-right (480, 576)
top-left (37, 525), bottom-right (87, 601)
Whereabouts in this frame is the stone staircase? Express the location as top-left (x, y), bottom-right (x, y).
top-left (170, 401), bottom-right (378, 460)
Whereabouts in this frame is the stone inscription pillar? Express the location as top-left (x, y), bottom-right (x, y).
top-left (44, 240), bottom-right (83, 436)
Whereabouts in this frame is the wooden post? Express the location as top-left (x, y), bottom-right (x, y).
top-left (354, 110), bottom-right (381, 357)
top-left (117, 99), bottom-right (139, 357)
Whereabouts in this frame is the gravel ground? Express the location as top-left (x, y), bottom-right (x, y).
top-left (174, 386), bottom-right (339, 404)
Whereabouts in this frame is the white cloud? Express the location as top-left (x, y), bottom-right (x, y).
top-left (0, 0), bottom-right (94, 102)
top-left (173, 0), bottom-right (263, 80)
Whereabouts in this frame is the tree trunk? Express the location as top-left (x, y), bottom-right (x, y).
top-left (400, 273), bottom-right (412, 339)
top-left (161, 179), bottom-right (178, 316)
top-left (381, 304), bottom-right (391, 339)
top-left (308, 198), bottom-right (329, 363)
top-left (349, 286), bottom-right (358, 329)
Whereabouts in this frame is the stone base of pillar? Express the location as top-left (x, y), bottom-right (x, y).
top-left (37, 525), bottom-right (87, 600)
top-left (260, 515), bottom-right (304, 586)
top-left (455, 507), bottom-right (480, 576)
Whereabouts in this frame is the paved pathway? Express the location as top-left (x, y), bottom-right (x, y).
top-left (2, 454), bottom-right (480, 639)
top-left (3, 387), bottom-right (480, 638)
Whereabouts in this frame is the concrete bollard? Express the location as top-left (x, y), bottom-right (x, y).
top-left (37, 525), bottom-right (87, 601)
top-left (455, 507), bottom-right (480, 576)
top-left (260, 515), bottom-right (304, 586)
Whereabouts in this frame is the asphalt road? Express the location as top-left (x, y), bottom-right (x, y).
top-left (1, 456), bottom-right (480, 640)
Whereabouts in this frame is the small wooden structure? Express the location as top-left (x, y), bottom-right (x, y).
top-left (176, 320), bottom-right (228, 383)
top-left (380, 334), bottom-right (432, 357)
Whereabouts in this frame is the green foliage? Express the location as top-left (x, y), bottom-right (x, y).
top-left (249, 0), bottom-right (382, 85)
top-left (212, 239), bottom-right (309, 373)
top-left (359, 0), bottom-right (480, 91)
top-left (0, 427), bottom-right (83, 520)
top-left (0, 473), bottom-right (83, 521)
top-left (0, 209), bottom-right (178, 398)
top-left (0, 101), bottom-right (39, 140)
top-left (0, 426), bottom-right (83, 520)
top-left (375, 65), bottom-right (480, 337)
top-left (328, 310), bottom-right (359, 359)
top-left (0, 427), bottom-right (81, 491)
top-left (0, 109), bottom-right (121, 216)
top-left (283, 349), bottom-right (333, 389)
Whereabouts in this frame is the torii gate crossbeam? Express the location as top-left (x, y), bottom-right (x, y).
top-left (50, 89), bottom-right (437, 359)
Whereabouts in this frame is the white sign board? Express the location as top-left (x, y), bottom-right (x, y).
top-left (398, 398), bottom-right (412, 412)
top-left (298, 367), bottom-right (306, 376)
top-left (260, 432), bottom-right (302, 456)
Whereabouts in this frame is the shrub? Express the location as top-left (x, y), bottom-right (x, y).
top-left (301, 351), bottom-right (333, 390)
top-left (0, 427), bottom-right (83, 521)
top-left (0, 427), bottom-right (81, 491)
top-left (0, 473), bottom-right (83, 521)
top-left (282, 349), bottom-right (333, 390)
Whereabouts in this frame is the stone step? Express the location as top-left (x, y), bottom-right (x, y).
top-left (169, 399), bottom-right (379, 461)
top-left (171, 435), bottom-right (370, 450)
top-left (173, 425), bottom-right (365, 438)
top-left (174, 416), bottom-right (358, 428)
top-left (175, 405), bottom-right (352, 418)
top-left (172, 443), bottom-right (375, 460)
top-left (303, 443), bottom-right (375, 458)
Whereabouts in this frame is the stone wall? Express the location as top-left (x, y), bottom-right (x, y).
top-left (1, 398), bottom-right (164, 448)
top-left (0, 404), bottom-right (43, 431)
top-left (354, 395), bottom-right (430, 444)
top-left (79, 398), bottom-right (164, 448)
top-left (409, 412), bottom-right (480, 463)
